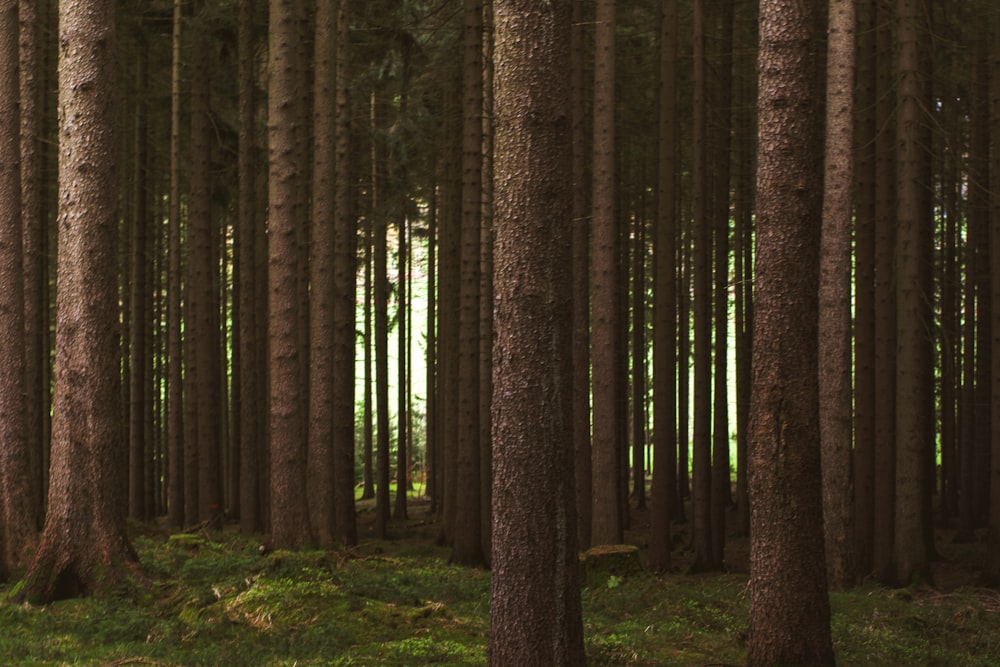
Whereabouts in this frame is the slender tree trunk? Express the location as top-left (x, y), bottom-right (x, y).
top-left (893, 0), bottom-right (930, 586)
top-left (22, 0), bottom-right (140, 600)
top-left (989, 0), bottom-right (1000, 580)
top-left (591, 0), bottom-right (623, 547)
top-left (747, 0), bottom-right (833, 661)
top-left (853, 0), bottom-right (876, 577)
top-left (571, 0), bottom-right (592, 552)
top-left (871, 0), bottom-right (897, 578)
top-left (167, 0), bottom-right (185, 529)
top-left (373, 91), bottom-right (391, 539)
top-left (691, 0), bottom-right (714, 571)
top-left (332, 0), bottom-right (357, 547)
top-left (452, 0), bottom-right (485, 566)
top-left (237, 0), bottom-right (262, 535)
top-left (363, 200), bottom-right (376, 501)
top-left (395, 214), bottom-right (409, 521)
top-left (129, 45), bottom-right (150, 521)
top-left (309, 0), bottom-right (338, 547)
top-left (819, 0), bottom-right (856, 589)
top-left (631, 214), bottom-right (647, 511)
top-left (490, 2), bottom-right (586, 662)
top-left (648, 0), bottom-right (678, 572)
top-left (190, 0), bottom-right (223, 526)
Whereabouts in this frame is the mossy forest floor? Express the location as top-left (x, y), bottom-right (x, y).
top-left (3, 495), bottom-right (1000, 665)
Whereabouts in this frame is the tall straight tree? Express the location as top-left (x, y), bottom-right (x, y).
top-left (268, 0), bottom-right (312, 549)
top-left (237, 0), bottom-right (262, 535)
top-left (22, 0), bottom-right (140, 600)
top-left (309, 0), bottom-right (339, 548)
top-left (331, 0), bottom-right (358, 548)
top-left (490, 1), bottom-right (586, 662)
top-left (452, 0), bottom-right (485, 566)
top-left (0, 0), bottom-right (36, 578)
top-left (648, 0), bottom-right (678, 572)
top-left (591, 0), bottom-right (623, 547)
top-left (990, 0), bottom-right (1000, 581)
top-left (166, 0), bottom-right (185, 529)
top-left (893, 0), bottom-right (930, 586)
top-left (691, 0), bottom-right (714, 571)
top-left (819, 0), bottom-right (856, 589)
top-left (747, 0), bottom-right (833, 662)
top-left (570, 0), bottom-right (592, 552)
top-left (20, 0), bottom-right (46, 526)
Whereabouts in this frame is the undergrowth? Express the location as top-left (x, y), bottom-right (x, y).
top-left (1, 522), bottom-right (999, 665)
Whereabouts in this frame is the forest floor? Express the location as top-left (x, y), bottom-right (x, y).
top-left (2, 492), bottom-right (1000, 665)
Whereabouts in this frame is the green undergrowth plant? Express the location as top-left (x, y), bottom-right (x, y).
top-left (0, 525), bottom-right (998, 665)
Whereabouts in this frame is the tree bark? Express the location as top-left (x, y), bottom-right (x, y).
top-left (747, 0), bottom-right (833, 662)
top-left (268, 0), bottom-right (312, 549)
top-left (819, 0), bottom-right (857, 589)
top-left (490, 2), bottom-right (587, 662)
top-left (22, 0), bottom-right (140, 600)
top-left (591, 0), bottom-right (623, 547)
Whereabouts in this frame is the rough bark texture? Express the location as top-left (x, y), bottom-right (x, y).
top-left (268, 0), bottom-right (312, 549)
top-left (590, 0), bottom-right (623, 548)
top-left (819, 0), bottom-right (856, 589)
top-left (22, 0), bottom-right (139, 601)
top-left (747, 0), bottom-right (834, 663)
top-left (990, 0), bottom-right (1000, 581)
top-left (490, 1), bottom-right (586, 663)
top-left (0, 0), bottom-right (36, 578)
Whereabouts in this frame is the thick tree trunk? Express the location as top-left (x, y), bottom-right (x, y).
top-left (0, 0), bottom-right (36, 577)
top-left (22, 0), bottom-right (140, 600)
top-left (747, 0), bottom-right (833, 662)
top-left (490, 2), bottom-right (586, 662)
top-left (268, 0), bottom-right (312, 549)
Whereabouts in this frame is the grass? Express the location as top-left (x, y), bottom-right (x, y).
top-left (2, 508), bottom-right (999, 665)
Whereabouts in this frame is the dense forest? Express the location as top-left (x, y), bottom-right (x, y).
top-left (3, 0), bottom-right (1000, 663)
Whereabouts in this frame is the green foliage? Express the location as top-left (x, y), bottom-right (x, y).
top-left (1, 529), bottom-right (999, 666)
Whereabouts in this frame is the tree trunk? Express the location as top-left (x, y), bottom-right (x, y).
top-left (852, 0), bottom-right (876, 578)
top-left (452, 0), bottom-right (485, 566)
top-left (0, 0), bottom-right (36, 577)
top-left (747, 0), bottom-right (833, 661)
top-left (308, 0), bottom-right (338, 548)
top-left (268, 0), bottom-right (312, 549)
top-left (22, 0), bottom-right (140, 600)
top-left (648, 0), bottom-right (677, 572)
top-left (691, 0), bottom-right (714, 571)
top-left (166, 0), bottom-right (185, 530)
top-left (591, 0), bottom-right (623, 547)
top-left (237, 0), bottom-right (262, 535)
top-left (490, 2), bottom-right (586, 662)
top-left (128, 45), bottom-right (150, 521)
top-left (570, 0), bottom-right (592, 552)
top-left (819, 0), bottom-right (856, 589)
top-left (893, 0), bottom-right (930, 586)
